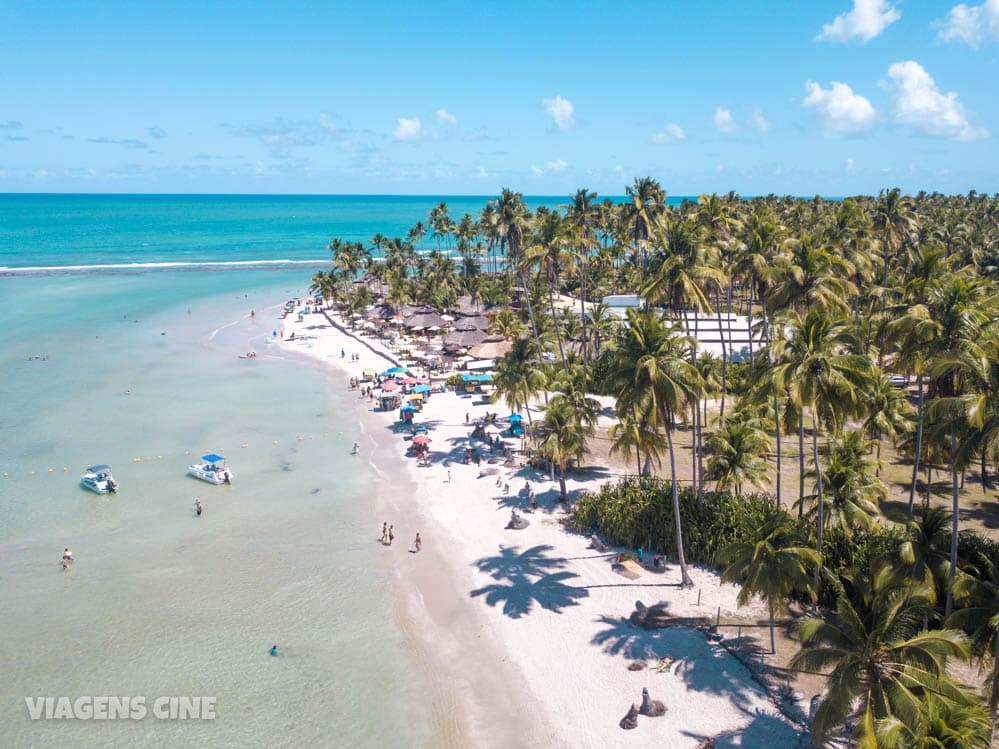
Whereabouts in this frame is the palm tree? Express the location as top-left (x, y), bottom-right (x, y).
top-left (875, 695), bottom-right (991, 749)
top-left (488, 308), bottom-right (526, 340)
top-left (492, 338), bottom-right (547, 424)
top-left (862, 374), bottom-right (914, 475)
top-left (791, 565), bottom-right (973, 747)
top-left (947, 558), bottom-right (999, 738)
top-left (771, 309), bottom-right (874, 591)
top-left (704, 418), bottom-right (771, 495)
top-left (804, 430), bottom-right (886, 539)
top-left (606, 308), bottom-right (704, 587)
top-left (719, 511), bottom-right (818, 653)
top-left (523, 211), bottom-right (574, 376)
top-left (532, 389), bottom-right (600, 499)
top-left (609, 406), bottom-right (667, 477)
top-left (897, 506), bottom-right (953, 613)
top-left (567, 188), bottom-right (599, 378)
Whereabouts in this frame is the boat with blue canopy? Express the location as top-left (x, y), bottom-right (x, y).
top-left (188, 453), bottom-right (234, 485)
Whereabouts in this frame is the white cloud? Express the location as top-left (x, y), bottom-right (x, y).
top-left (545, 158), bottom-right (568, 172)
top-left (714, 107), bottom-right (736, 133)
top-left (436, 108), bottom-right (457, 126)
top-left (802, 80), bottom-right (877, 136)
top-left (542, 95), bottom-right (575, 130)
top-left (886, 60), bottom-right (989, 141)
top-left (816, 0), bottom-right (901, 43)
top-left (530, 164), bottom-right (543, 177)
top-left (319, 113), bottom-right (337, 133)
top-left (393, 117), bottom-right (424, 141)
top-left (751, 109), bottom-right (772, 133)
top-left (936, 0), bottom-right (999, 47)
top-left (846, 157), bottom-right (856, 174)
top-left (651, 121), bottom-right (686, 144)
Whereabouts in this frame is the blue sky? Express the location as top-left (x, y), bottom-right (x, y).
top-left (1, 0), bottom-right (998, 195)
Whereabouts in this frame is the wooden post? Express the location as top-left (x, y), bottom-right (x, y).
top-left (697, 589), bottom-right (702, 606)
top-left (716, 606), bottom-right (720, 627)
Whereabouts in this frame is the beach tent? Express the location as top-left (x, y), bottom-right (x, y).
top-left (413, 384), bottom-right (431, 394)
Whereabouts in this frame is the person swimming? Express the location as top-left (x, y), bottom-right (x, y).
top-left (269, 645), bottom-right (278, 656)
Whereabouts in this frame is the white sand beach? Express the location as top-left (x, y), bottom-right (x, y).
top-left (277, 303), bottom-right (804, 748)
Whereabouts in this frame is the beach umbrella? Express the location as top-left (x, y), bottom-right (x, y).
top-left (380, 380), bottom-right (399, 392)
top-left (399, 405), bottom-right (416, 413)
top-left (508, 414), bottom-right (523, 423)
top-left (386, 366), bottom-right (410, 375)
top-left (413, 436), bottom-right (431, 445)
top-left (413, 384), bottom-right (431, 394)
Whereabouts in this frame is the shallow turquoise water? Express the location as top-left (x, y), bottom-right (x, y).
top-left (0, 269), bottom-right (432, 747)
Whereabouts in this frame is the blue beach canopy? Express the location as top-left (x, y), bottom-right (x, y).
top-left (413, 384), bottom-right (431, 394)
top-left (508, 414), bottom-right (523, 423)
top-left (400, 405), bottom-right (416, 412)
top-left (386, 366), bottom-right (410, 374)
top-left (201, 453), bottom-right (225, 463)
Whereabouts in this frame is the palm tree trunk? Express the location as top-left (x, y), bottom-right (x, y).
top-left (908, 374), bottom-right (924, 517)
top-left (812, 417), bottom-right (824, 596)
top-left (946, 425), bottom-right (959, 618)
top-left (579, 254), bottom-right (589, 383)
top-left (773, 386), bottom-right (782, 509)
top-left (769, 600), bottom-right (776, 654)
top-left (746, 282), bottom-right (755, 375)
top-left (665, 426), bottom-right (692, 587)
top-left (548, 285), bottom-right (570, 378)
top-left (716, 289), bottom-right (729, 421)
top-left (798, 414), bottom-right (805, 518)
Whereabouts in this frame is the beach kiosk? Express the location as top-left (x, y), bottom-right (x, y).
top-left (380, 392), bottom-right (402, 411)
top-left (399, 404), bottom-right (417, 423)
top-left (408, 394), bottom-right (425, 412)
top-left (362, 368), bottom-right (377, 382)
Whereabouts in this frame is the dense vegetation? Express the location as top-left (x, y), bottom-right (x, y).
top-left (314, 183), bottom-right (999, 746)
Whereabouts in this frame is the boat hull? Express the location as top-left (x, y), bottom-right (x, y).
top-left (187, 465), bottom-right (234, 484)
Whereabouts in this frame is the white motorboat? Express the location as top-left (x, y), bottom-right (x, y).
top-left (188, 453), bottom-right (234, 485)
top-left (81, 464), bottom-right (118, 494)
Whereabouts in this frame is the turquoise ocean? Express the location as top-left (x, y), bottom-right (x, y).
top-left (0, 194), bottom-right (573, 748)
top-left (0, 193), bottom-right (692, 747)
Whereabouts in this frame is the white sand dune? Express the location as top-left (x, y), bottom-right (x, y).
top-left (278, 304), bottom-right (804, 748)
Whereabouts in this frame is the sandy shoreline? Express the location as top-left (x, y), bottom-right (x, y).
top-left (276, 301), bottom-right (805, 748)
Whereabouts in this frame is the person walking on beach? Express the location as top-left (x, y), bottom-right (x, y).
top-left (465, 412), bottom-right (469, 424)
top-left (447, 470), bottom-right (451, 483)
top-left (414, 533), bottom-right (421, 553)
top-left (381, 523), bottom-right (388, 544)
top-left (388, 525), bottom-right (394, 545)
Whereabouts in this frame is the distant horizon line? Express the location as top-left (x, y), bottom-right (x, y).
top-left (0, 191), bottom-right (855, 200)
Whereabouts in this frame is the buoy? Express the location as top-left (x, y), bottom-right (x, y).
top-left (133, 458), bottom-right (141, 463)
top-left (48, 468), bottom-right (54, 473)
top-left (241, 443), bottom-right (248, 449)
top-left (2, 472), bottom-right (8, 478)
top-left (63, 467), bottom-right (68, 472)
top-left (30, 470), bottom-right (37, 475)
top-left (273, 440), bottom-right (279, 445)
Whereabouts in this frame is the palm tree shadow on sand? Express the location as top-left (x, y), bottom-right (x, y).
top-left (470, 544), bottom-right (589, 618)
top-left (590, 614), bottom-right (771, 716)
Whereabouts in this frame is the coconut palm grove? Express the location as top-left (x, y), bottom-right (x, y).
top-left (311, 183), bottom-right (999, 746)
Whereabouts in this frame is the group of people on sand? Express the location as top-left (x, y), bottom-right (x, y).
top-left (340, 349), bottom-right (360, 362)
top-left (381, 522), bottom-right (421, 552)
